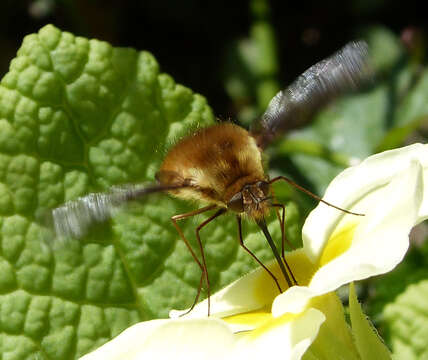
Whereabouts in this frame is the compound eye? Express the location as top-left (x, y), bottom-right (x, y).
top-left (258, 181), bottom-right (270, 196)
top-left (227, 192), bottom-right (244, 213)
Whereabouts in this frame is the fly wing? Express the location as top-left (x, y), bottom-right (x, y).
top-left (50, 183), bottom-right (184, 240)
top-left (252, 41), bottom-right (373, 149)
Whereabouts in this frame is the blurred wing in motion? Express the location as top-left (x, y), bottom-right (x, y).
top-left (252, 41), bottom-right (373, 149)
top-left (51, 183), bottom-right (184, 240)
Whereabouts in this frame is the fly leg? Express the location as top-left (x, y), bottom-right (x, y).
top-left (193, 208), bottom-right (227, 315)
top-left (171, 204), bottom-right (223, 316)
top-left (269, 176), bottom-right (364, 216)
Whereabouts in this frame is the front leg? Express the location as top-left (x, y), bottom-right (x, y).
top-left (171, 204), bottom-right (223, 316)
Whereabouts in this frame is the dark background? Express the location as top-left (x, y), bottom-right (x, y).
top-left (1, 0), bottom-right (426, 119)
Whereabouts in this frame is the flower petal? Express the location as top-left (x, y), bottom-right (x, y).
top-left (80, 318), bottom-right (235, 360)
top-left (141, 318), bottom-right (235, 360)
top-left (81, 309), bottom-right (324, 360)
top-left (170, 262), bottom-right (279, 319)
top-left (311, 160), bottom-right (422, 290)
top-left (235, 308), bottom-right (325, 360)
top-left (303, 143), bottom-right (428, 262)
top-left (80, 319), bottom-right (168, 360)
top-left (273, 160), bottom-right (423, 315)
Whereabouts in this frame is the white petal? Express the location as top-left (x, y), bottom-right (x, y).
top-left (235, 308), bottom-right (325, 360)
top-left (303, 143), bottom-right (428, 262)
top-left (80, 320), bottom-right (168, 360)
top-left (141, 318), bottom-right (235, 360)
top-left (170, 263), bottom-right (278, 319)
top-left (273, 160), bottom-right (423, 316)
top-left (312, 159), bottom-right (422, 287)
top-left (272, 286), bottom-right (315, 316)
top-left (80, 318), bottom-right (235, 360)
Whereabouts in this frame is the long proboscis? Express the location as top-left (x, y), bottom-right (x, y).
top-left (256, 218), bottom-right (295, 288)
top-left (252, 41), bottom-right (373, 149)
top-left (51, 183), bottom-right (186, 240)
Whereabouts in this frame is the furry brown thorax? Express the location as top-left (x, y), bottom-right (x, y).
top-left (156, 122), bottom-right (270, 219)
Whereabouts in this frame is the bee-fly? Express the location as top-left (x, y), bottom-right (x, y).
top-left (52, 41), bottom-right (371, 315)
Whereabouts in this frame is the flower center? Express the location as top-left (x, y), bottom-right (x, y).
top-left (224, 306), bottom-right (272, 329)
top-left (223, 306), bottom-right (300, 340)
top-left (319, 220), bottom-right (359, 266)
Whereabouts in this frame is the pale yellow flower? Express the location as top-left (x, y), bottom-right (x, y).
top-left (80, 143), bottom-right (427, 360)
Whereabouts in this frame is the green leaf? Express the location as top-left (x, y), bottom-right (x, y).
top-left (349, 283), bottom-right (392, 360)
top-left (382, 279), bottom-right (428, 359)
top-left (0, 25), bottom-right (299, 359)
top-left (376, 67), bottom-right (428, 151)
top-left (367, 236), bottom-right (428, 359)
top-left (362, 26), bottom-right (404, 75)
top-left (395, 68), bottom-right (428, 127)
